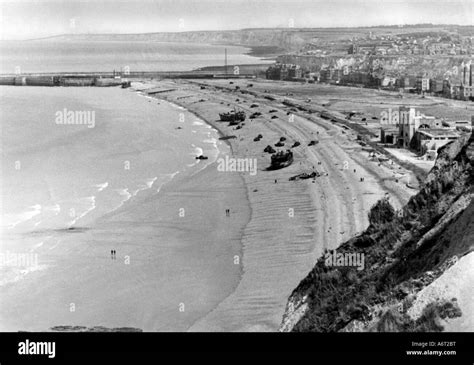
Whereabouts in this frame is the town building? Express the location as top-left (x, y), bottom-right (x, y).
top-left (416, 76), bottom-right (430, 93)
top-left (265, 63), bottom-right (302, 81)
top-left (415, 129), bottom-right (461, 155)
top-left (380, 126), bottom-right (399, 144)
top-left (430, 79), bottom-right (444, 95)
top-left (398, 107), bottom-right (441, 148)
top-left (460, 85), bottom-right (474, 101)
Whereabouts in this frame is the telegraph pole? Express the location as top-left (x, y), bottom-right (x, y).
top-left (225, 48), bottom-right (228, 75)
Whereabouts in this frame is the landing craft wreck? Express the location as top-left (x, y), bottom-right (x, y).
top-left (219, 110), bottom-right (246, 125)
top-left (268, 150), bottom-right (294, 170)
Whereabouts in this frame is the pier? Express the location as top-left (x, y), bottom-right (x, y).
top-left (0, 70), bottom-right (256, 87)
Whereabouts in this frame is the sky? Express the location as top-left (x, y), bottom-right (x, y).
top-left (0, 0), bottom-right (472, 40)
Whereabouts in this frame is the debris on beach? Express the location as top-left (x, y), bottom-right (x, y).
top-left (289, 171), bottom-right (320, 181)
top-left (271, 115), bottom-right (278, 119)
top-left (275, 141), bottom-right (285, 147)
top-left (292, 141), bottom-right (301, 148)
top-left (269, 109), bottom-right (277, 113)
top-left (219, 110), bottom-right (246, 123)
top-left (254, 134), bottom-right (263, 142)
top-left (264, 145), bottom-right (276, 153)
top-left (280, 137), bottom-right (286, 142)
top-left (195, 155), bottom-right (208, 160)
top-left (219, 135), bottom-right (237, 140)
top-left (268, 150), bottom-right (294, 170)
top-left (308, 140), bottom-right (319, 146)
top-left (249, 112), bottom-right (262, 119)
top-left (250, 104), bottom-right (259, 108)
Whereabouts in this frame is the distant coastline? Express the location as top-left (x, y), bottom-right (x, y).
top-left (0, 40), bottom-right (272, 75)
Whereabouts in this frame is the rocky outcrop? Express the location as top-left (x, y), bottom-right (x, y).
top-left (280, 132), bottom-right (473, 332)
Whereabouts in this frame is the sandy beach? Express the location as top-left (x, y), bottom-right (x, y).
top-left (0, 80), bottom-right (421, 332)
top-left (142, 79), bottom-right (417, 331)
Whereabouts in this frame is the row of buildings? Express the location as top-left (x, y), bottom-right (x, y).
top-left (316, 63), bottom-right (474, 101)
top-left (265, 62), bottom-right (474, 101)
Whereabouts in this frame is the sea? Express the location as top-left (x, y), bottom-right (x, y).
top-left (0, 40), bottom-right (270, 74)
top-left (0, 41), bottom-right (265, 331)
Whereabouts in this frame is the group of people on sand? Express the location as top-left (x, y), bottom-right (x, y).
top-left (225, 209), bottom-right (231, 217)
top-left (110, 250), bottom-right (116, 260)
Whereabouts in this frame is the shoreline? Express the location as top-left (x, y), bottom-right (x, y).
top-left (0, 86), bottom-right (251, 332)
top-left (144, 78), bottom-right (417, 331)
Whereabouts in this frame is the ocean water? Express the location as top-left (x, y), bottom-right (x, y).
top-left (0, 85), bottom-right (242, 331)
top-left (0, 40), bottom-right (270, 74)
top-left (0, 86), bottom-right (221, 234)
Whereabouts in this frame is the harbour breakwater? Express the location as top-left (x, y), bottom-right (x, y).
top-left (0, 75), bottom-right (125, 87)
top-left (0, 71), bottom-right (256, 87)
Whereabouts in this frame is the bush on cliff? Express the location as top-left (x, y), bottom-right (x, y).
top-left (368, 197), bottom-right (395, 228)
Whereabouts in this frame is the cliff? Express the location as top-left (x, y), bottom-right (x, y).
top-left (281, 131), bottom-right (474, 332)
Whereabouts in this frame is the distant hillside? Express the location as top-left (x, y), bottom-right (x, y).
top-left (31, 25), bottom-right (474, 54)
top-left (281, 130), bottom-right (474, 332)
top-left (31, 29), bottom-right (310, 52)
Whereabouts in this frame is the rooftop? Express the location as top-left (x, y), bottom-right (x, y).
top-left (418, 129), bottom-right (460, 138)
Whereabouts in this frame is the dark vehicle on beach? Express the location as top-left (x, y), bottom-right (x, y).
top-left (264, 145), bottom-right (276, 153)
top-left (219, 110), bottom-right (246, 123)
top-left (269, 150), bottom-right (293, 170)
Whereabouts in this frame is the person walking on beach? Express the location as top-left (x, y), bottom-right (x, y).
top-left (111, 250), bottom-right (114, 260)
